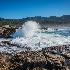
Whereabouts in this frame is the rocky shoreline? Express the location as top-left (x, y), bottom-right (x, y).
top-left (0, 44), bottom-right (70, 70)
top-left (0, 25), bottom-right (16, 38)
top-left (0, 25), bottom-right (70, 70)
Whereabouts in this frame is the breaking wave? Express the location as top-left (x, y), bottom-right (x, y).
top-left (11, 21), bottom-right (70, 50)
top-left (0, 21), bottom-right (70, 53)
top-left (12, 21), bottom-right (40, 38)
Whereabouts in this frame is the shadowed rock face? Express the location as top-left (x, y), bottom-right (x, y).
top-left (0, 25), bottom-right (16, 38)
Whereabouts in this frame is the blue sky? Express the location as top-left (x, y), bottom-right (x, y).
top-left (0, 0), bottom-right (70, 19)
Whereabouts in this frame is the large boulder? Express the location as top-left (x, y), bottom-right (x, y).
top-left (0, 25), bottom-right (16, 38)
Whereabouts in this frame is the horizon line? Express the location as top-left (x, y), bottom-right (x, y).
top-left (0, 15), bottom-right (70, 19)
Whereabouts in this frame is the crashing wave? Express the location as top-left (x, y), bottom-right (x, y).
top-left (0, 21), bottom-right (70, 53)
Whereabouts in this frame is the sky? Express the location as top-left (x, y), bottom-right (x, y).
top-left (0, 0), bottom-right (70, 19)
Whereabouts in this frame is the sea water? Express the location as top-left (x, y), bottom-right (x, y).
top-left (0, 21), bottom-right (70, 53)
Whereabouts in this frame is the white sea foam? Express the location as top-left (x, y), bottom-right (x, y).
top-left (13, 21), bottom-right (40, 38)
top-left (11, 21), bottom-right (70, 51)
top-left (0, 21), bottom-right (70, 53)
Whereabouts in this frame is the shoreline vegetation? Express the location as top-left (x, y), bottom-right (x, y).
top-left (0, 15), bottom-right (70, 27)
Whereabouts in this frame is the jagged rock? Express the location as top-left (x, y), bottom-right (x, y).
top-left (42, 46), bottom-right (70, 70)
top-left (8, 51), bottom-right (47, 70)
top-left (0, 53), bottom-right (11, 70)
top-left (0, 45), bottom-right (70, 70)
top-left (62, 52), bottom-right (70, 59)
top-left (0, 25), bottom-right (16, 38)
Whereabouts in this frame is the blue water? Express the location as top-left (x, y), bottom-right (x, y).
top-left (42, 28), bottom-right (70, 36)
top-left (0, 27), bottom-right (70, 53)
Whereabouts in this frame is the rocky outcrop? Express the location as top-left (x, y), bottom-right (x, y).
top-left (0, 53), bottom-right (11, 70)
top-left (61, 52), bottom-right (70, 59)
top-left (42, 45), bottom-right (70, 70)
top-left (7, 51), bottom-right (47, 70)
top-left (0, 45), bottom-right (70, 70)
top-left (0, 25), bottom-right (16, 38)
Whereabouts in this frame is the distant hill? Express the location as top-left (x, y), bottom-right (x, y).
top-left (0, 15), bottom-right (70, 27)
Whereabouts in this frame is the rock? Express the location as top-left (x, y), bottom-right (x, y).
top-left (0, 53), bottom-right (11, 70)
top-left (42, 46), bottom-right (70, 70)
top-left (0, 25), bottom-right (16, 38)
top-left (0, 45), bottom-right (70, 70)
top-left (62, 52), bottom-right (70, 59)
top-left (8, 51), bottom-right (47, 70)
top-left (50, 50), bottom-right (57, 54)
top-left (48, 56), bottom-right (66, 69)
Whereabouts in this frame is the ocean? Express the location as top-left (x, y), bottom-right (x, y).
top-left (0, 21), bottom-right (70, 53)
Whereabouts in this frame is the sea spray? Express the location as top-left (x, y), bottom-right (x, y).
top-left (11, 21), bottom-right (42, 50)
top-left (11, 21), bottom-right (70, 51)
top-left (12, 21), bottom-right (40, 38)
top-left (1, 21), bottom-right (70, 53)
